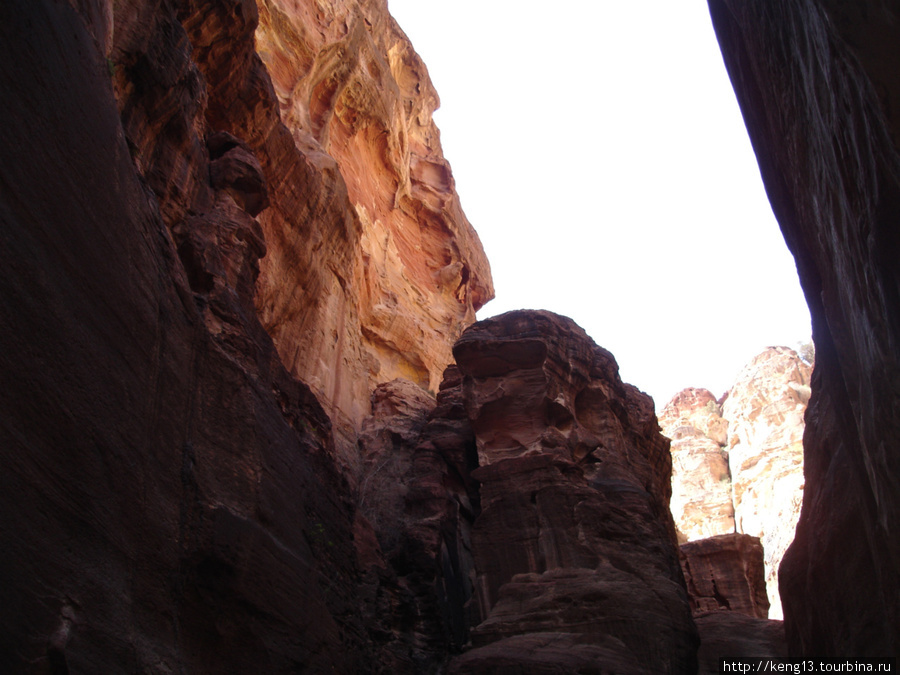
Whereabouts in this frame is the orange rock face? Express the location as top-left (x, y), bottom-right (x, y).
top-left (253, 0), bottom-right (493, 442)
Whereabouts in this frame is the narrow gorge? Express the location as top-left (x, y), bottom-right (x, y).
top-left (1, 0), bottom-right (898, 672)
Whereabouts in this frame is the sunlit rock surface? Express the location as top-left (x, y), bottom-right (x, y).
top-left (709, 0), bottom-right (900, 656)
top-left (722, 346), bottom-right (809, 620)
top-left (659, 387), bottom-right (735, 542)
top-left (662, 348), bottom-right (809, 620)
top-left (253, 0), bottom-right (493, 445)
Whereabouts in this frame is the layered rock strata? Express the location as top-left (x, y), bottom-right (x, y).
top-left (722, 346), bottom-right (809, 619)
top-left (448, 311), bottom-right (698, 674)
top-left (660, 387), bottom-right (735, 542)
top-left (112, 0), bottom-right (491, 472)
top-left (709, 0), bottom-right (900, 656)
top-left (661, 347), bottom-right (810, 619)
top-left (252, 0), bottom-right (493, 436)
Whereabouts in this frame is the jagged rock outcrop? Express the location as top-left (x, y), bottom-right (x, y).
top-left (709, 0), bottom-right (900, 656)
top-left (448, 311), bottom-right (698, 674)
top-left (662, 348), bottom-right (810, 619)
top-left (660, 388), bottom-right (735, 542)
top-left (723, 346), bottom-right (810, 619)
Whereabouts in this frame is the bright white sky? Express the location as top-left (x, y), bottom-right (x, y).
top-left (388, 1), bottom-right (811, 408)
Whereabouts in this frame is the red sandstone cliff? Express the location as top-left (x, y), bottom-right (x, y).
top-left (112, 0), bottom-right (491, 473)
top-left (4, 0), bottom-right (898, 669)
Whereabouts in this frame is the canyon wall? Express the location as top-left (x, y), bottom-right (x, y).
top-left (0, 0), bottom-right (489, 670)
top-left (661, 347), bottom-right (810, 619)
top-left (113, 0), bottom-right (491, 470)
top-left (449, 311), bottom-right (697, 673)
top-left (709, 0), bottom-right (900, 656)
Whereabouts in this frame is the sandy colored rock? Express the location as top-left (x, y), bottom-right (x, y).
top-left (660, 388), bottom-right (735, 542)
top-left (721, 347), bottom-right (809, 619)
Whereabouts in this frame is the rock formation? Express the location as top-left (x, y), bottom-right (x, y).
top-left (723, 346), bottom-right (809, 619)
top-left (681, 534), bottom-right (788, 673)
top-left (0, 1), bottom-right (375, 670)
top-left (660, 387), bottom-right (735, 542)
top-left (709, 0), bottom-right (900, 657)
top-left (661, 347), bottom-right (810, 620)
top-left (251, 0), bottom-right (493, 444)
top-left (681, 534), bottom-right (769, 619)
top-left (5, 0), bottom-right (898, 668)
top-left (112, 0), bottom-right (491, 472)
top-left (449, 311), bottom-right (698, 674)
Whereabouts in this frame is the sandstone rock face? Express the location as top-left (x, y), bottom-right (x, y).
top-left (709, 0), bottom-right (900, 656)
top-left (694, 613), bottom-right (787, 675)
top-left (110, 0), bottom-right (491, 472)
top-left (0, 1), bottom-right (380, 670)
top-left (681, 534), bottom-right (787, 673)
top-left (722, 346), bottom-right (809, 620)
top-left (355, 374), bottom-right (481, 670)
top-left (660, 387), bottom-right (735, 542)
top-left (681, 533), bottom-right (769, 619)
top-left (662, 348), bottom-right (810, 619)
top-left (450, 311), bottom-right (698, 674)
top-left (252, 0), bottom-right (493, 439)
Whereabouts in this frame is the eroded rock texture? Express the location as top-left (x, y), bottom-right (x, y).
top-left (660, 387), bottom-right (735, 542)
top-left (0, 1), bottom-right (377, 670)
top-left (0, 0), bottom-right (489, 670)
top-left (709, 0), bottom-right (900, 656)
top-left (449, 311), bottom-right (698, 674)
top-left (682, 534), bottom-right (788, 674)
top-left (722, 346), bottom-right (809, 619)
top-left (681, 534), bottom-right (769, 619)
top-left (662, 348), bottom-right (810, 619)
top-left (252, 0), bottom-right (493, 442)
top-left (110, 0), bottom-right (491, 473)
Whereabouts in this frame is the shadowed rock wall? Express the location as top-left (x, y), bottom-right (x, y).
top-left (709, 0), bottom-right (900, 656)
top-left (449, 311), bottom-right (698, 674)
top-left (0, 1), bottom-right (376, 670)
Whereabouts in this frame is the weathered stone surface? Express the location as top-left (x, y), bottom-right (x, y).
top-left (695, 612), bottom-right (787, 674)
top-left (709, 0), bottom-right (900, 656)
top-left (450, 311), bottom-right (698, 674)
top-left (681, 534), bottom-right (769, 619)
top-left (355, 371), bottom-right (480, 671)
top-left (107, 0), bottom-right (491, 474)
top-left (663, 348), bottom-right (809, 619)
top-left (253, 0), bottom-right (493, 438)
top-left (722, 347), bottom-right (809, 620)
top-left (0, 1), bottom-right (376, 670)
top-left (660, 388), bottom-right (735, 542)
